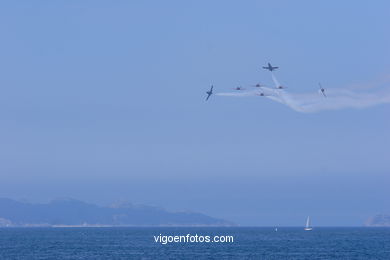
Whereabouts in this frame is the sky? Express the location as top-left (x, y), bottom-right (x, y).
top-left (0, 0), bottom-right (389, 226)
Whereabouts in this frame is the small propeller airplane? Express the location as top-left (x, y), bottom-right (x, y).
top-left (255, 92), bottom-right (270, 97)
top-left (319, 83), bottom-right (326, 97)
top-left (205, 85), bottom-right (213, 101)
top-left (262, 62), bottom-right (279, 71)
top-left (252, 83), bottom-right (266, 88)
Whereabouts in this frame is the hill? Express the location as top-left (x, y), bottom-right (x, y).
top-left (0, 198), bottom-right (234, 227)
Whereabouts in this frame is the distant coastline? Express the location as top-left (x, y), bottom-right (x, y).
top-left (0, 198), bottom-right (235, 227)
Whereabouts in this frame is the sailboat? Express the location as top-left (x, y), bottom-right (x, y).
top-left (304, 216), bottom-right (313, 231)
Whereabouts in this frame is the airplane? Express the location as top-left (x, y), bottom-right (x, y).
top-left (255, 92), bottom-right (270, 97)
top-left (252, 83), bottom-right (266, 88)
top-left (262, 63), bottom-right (279, 71)
top-left (319, 83), bottom-right (326, 97)
top-left (233, 86), bottom-right (245, 90)
top-left (205, 85), bottom-right (213, 101)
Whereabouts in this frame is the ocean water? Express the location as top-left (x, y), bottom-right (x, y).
top-left (0, 227), bottom-right (389, 259)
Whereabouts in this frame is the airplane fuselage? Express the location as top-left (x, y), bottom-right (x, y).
top-left (263, 63), bottom-right (278, 71)
top-left (205, 86), bottom-right (213, 101)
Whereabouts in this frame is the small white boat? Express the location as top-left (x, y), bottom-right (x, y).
top-left (304, 216), bottom-right (313, 231)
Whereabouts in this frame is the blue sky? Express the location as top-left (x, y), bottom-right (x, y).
top-left (0, 0), bottom-right (389, 226)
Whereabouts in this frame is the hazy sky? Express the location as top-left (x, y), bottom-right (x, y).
top-left (0, 0), bottom-right (389, 226)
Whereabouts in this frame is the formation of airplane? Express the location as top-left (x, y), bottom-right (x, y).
top-left (262, 62), bottom-right (278, 71)
top-left (205, 63), bottom-right (327, 100)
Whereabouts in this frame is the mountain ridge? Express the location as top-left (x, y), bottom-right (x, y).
top-left (0, 198), bottom-right (234, 227)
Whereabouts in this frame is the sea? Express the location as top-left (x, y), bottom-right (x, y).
top-left (0, 227), bottom-right (389, 259)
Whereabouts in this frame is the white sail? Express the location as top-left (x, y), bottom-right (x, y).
top-left (306, 216), bottom-right (310, 228)
top-left (304, 216), bottom-right (312, 231)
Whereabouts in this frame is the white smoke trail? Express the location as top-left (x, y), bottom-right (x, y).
top-left (216, 90), bottom-right (260, 97)
top-left (215, 73), bottom-right (390, 113)
top-left (273, 88), bottom-right (390, 113)
top-left (271, 73), bottom-right (281, 88)
top-left (269, 73), bottom-right (390, 112)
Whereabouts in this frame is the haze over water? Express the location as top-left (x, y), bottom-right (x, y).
top-left (0, 0), bottom-right (389, 226)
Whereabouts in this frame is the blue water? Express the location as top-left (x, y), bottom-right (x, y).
top-left (0, 227), bottom-right (389, 259)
